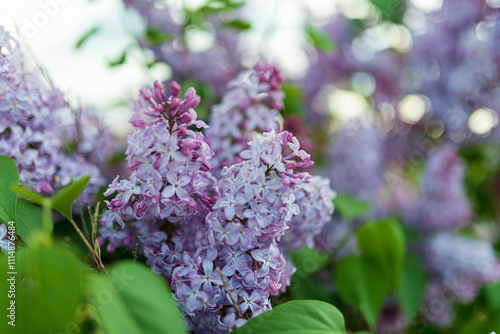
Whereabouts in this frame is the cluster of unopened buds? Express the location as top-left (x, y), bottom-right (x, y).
top-left (99, 63), bottom-right (336, 333)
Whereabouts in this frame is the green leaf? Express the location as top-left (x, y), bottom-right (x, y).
top-left (396, 254), bottom-right (427, 317)
top-left (13, 184), bottom-right (50, 207)
top-left (109, 50), bottom-right (128, 67)
top-left (282, 82), bottom-right (305, 116)
top-left (0, 242), bottom-right (82, 334)
top-left (85, 261), bottom-right (186, 334)
top-left (369, 0), bottom-right (405, 23)
top-left (51, 174), bottom-right (91, 220)
top-left (221, 19), bottom-right (251, 31)
top-left (145, 26), bottom-right (171, 45)
top-left (356, 219), bottom-right (406, 287)
top-left (485, 280), bottom-right (500, 329)
top-left (334, 256), bottom-right (390, 329)
top-left (76, 26), bottom-right (100, 49)
top-left (290, 276), bottom-right (335, 305)
top-left (291, 247), bottom-right (330, 278)
top-left (333, 193), bottom-right (372, 220)
top-left (233, 300), bottom-right (347, 334)
top-left (334, 220), bottom-right (406, 330)
top-left (306, 24), bottom-right (336, 53)
top-left (0, 155), bottom-right (19, 223)
top-left (16, 199), bottom-right (51, 245)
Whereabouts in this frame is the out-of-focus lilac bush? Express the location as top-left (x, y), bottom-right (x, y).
top-left (0, 26), bottom-right (107, 203)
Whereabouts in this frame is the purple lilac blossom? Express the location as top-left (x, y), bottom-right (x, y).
top-left (408, 0), bottom-right (500, 139)
top-left (173, 129), bottom-right (314, 331)
top-left (98, 80), bottom-right (217, 254)
top-left (283, 116), bottom-right (316, 158)
top-left (0, 26), bottom-right (104, 203)
top-left (205, 62), bottom-right (285, 172)
top-left (0, 224), bottom-right (10, 254)
top-left (405, 145), bottom-right (472, 231)
top-left (376, 299), bottom-right (406, 334)
top-left (100, 91), bottom-right (316, 331)
top-left (420, 233), bottom-right (500, 325)
top-left (185, 129), bottom-right (314, 331)
top-left (327, 119), bottom-right (384, 203)
top-left (421, 280), bottom-right (455, 327)
top-left (281, 175), bottom-right (336, 251)
top-left (300, 16), bottom-right (403, 126)
top-left (58, 106), bottom-right (118, 169)
top-left (99, 65), bottom-right (338, 332)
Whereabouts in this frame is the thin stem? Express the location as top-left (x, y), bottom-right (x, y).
top-left (217, 267), bottom-right (242, 317)
top-left (70, 217), bottom-right (105, 273)
top-left (77, 197), bottom-right (90, 240)
top-left (70, 218), bottom-right (94, 255)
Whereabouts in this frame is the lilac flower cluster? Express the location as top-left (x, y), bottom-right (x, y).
top-left (281, 176), bottom-right (336, 251)
top-left (420, 233), bottom-right (500, 325)
top-left (405, 145), bottom-right (471, 231)
top-left (206, 62), bottom-right (285, 172)
top-left (99, 76), bottom-right (333, 332)
top-left (99, 80), bottom-right (217, 253)
top-left (0, 26), bottom-right (104, 202)
top-left (174, 129), bottom-right (314, 331)
top-left (58, 106), bottom-right (117, 169)
top-left (404, 146), bottom-right (499, 326)
top-left (327, 119), bottom-right (384, 204)
top-left (408, 0), bottom-right (500, 138)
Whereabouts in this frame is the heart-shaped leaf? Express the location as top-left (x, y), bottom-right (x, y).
top-left (51, 175), bottom-right (91, 220)
top-left (232, 300), bottom-right (347, 334)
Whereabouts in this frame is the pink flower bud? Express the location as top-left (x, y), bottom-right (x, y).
top-left (140, 87), bottom-right (153, 100)
top-left (40, 183), bottom-right (54, 195)
top-left (170, 97), bottom-right (182, 110)
top-left (180, 146), bottom-right (191, 156)
top-left (177, 126), bottom-right (187, 137)
top-left (179, 112), bottom-right (193, 123)
top-left (269, 282), bottom-right (279, 294)
top-left (128, 160), bottom-right (141, 171)
top-left (186, 198), bottom-right (196, 210)
top-left (110, 198), bottom-right (123, 210)
top-left (170, 81), bottom-right (181, 96)
top-left (185, 95), bottom-right (200, 110)
top-left (200, 195), bottom-right (211, 205)
top-left (154, 155), bottom-right (161, 170)
top-left (182, 138), bottom-right (202, 150)
top-left (153, 81), bottom-right (166, 101)
top-left (284, 161), bottom-right (297, 169)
